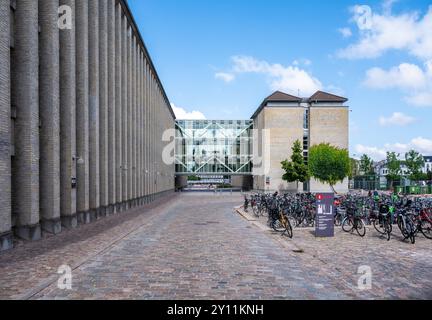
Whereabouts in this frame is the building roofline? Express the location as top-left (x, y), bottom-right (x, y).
top-left (118, 0), bottom-right (176, 120)
top-left (309, 90), bottom-right (348, 103)
top-left (251, 90), bottom-right (349, 119)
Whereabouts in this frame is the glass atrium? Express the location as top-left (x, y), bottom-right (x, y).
top-left (175, 120), bottom-right (253, 175)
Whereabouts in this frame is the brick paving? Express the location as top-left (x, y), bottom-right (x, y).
top-left (1, 193), bottom-right (431, 300)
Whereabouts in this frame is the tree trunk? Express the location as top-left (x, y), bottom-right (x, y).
top-left (330, 184), bottom-right (338, 195)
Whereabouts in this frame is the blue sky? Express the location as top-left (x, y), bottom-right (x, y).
top-left (128, 0), bottom-right (432, 160)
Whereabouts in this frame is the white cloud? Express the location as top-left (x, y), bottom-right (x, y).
top-left (171, 103), bottom-right (206, 120)
top-left (406, 91), bottom-right (432, 107)
top-left (338, 4), bottom-right (432, 60)
top-left (364, 63), bottom-right (427, 89)
top-left (230, 55), bottom-right (322, 96)
top-left (363, 61), bottom-right (432, 107)
top-left (411, 137), bottom-right (432, 153)
top-left (355, 144), bottom-right (387, 161)
top-left (338, 27), bottom-right (353, 38)
top-left (356, 137), bottom-right (432, 160)
top-left (379, 112), bottom-right (415, 126)
top-left (215, 72), bottom-right (235, 83)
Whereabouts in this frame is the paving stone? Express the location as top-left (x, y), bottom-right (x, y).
top-left (1, 193), bottom-right (431, 299)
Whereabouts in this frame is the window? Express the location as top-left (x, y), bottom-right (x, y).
top-left (303, 109), bottom-right (309, 129)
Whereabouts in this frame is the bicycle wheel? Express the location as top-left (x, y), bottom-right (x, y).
top-left (356, 219), bottom-right (366, 237)
top-left (296, 213), bottom-right (305, 227)
top-left (420, 220), bottom-right (432, 239)
top-left (272, 219), bottom-right (285, 232)
top-left (283, 219), bottom-right (293, 238)
top-left (373, 219), bottom-right (385, 234)
top-left (398, 218), bottom-right (409, 239)
top-left (410, 232), bottom-right (416, 244)
top-left (385, 221), bottom-right (391, 241)
top-left (252, 205), bottom-right (259, 217)
top-left (342, 217), bottom-right (353, 233)
top-left (334, 214), bottom-right (342, 227)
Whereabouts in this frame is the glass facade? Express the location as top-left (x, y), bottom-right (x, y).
top-left (175, 120), bottom-right (253, 175)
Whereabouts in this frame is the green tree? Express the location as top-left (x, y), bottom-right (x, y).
top-left (281, 140), bottom-right (309, 190)
top-left (386, 152), bottom-right (401, 189)
top-left (405, 150), bottom-right (425, 182)
top-left (308, 143), bottom-right (350, 194)
top-left (349, 158), bottom-right (360, 179)
top-left (359, 154), bottom-right (374, 175)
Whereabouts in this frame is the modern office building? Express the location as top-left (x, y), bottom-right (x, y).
top-left (251, 91), bottom-right (349, 193)
top-left (0, 0), bottom-right (175, 251)
top-left (175, 91), bottom-right (349, 193)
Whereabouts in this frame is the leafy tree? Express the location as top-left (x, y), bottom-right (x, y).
top-left (308, 143), bottom-right (350, 194)
top-left (281, 140), bottom-right (309, 190)
top-left (405, 150), bottom-right (425, 182)
top-left (427, 170), bottom-right (432, 181)
top-left (359, 154), bottom-right (374, 175)
top-left (386, 152), bottom-right (401, 188)
top-left (349, 158), bottom-right (360, 179)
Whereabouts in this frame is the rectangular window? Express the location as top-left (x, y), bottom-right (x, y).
top-left (303, 109), bottom-right (309, 129)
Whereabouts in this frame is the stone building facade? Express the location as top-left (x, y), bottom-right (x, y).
top-left (252, 91), bottom-right (349, 193)
top-left (0, 0), bottom-right (175, 251)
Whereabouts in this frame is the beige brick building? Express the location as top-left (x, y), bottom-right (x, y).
top-left (0, 0), bottom-right (175, 251)
top-left (252, 91), bottom-right (349, 193)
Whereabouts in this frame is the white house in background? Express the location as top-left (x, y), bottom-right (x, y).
top-left (374, 156), bottom-right (432, 186)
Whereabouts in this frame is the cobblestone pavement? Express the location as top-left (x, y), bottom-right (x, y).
top-left (1, 193), bottom-right (431, 300)
top-left (239, 206), bottom-right (432, 299)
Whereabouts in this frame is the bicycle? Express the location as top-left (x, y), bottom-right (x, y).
top-left (267, 198), bottom-right (293, 238)
top-left (341, 207), bottom-right (366, 237)
top-left (397, 208), bottom-right (417, 244)
top-left (373, 203), bottom-right (393, 241)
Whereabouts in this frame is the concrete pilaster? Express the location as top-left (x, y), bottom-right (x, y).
top-left (151, 75), bottom-right (155, 199)
top-left (88, 0), bottom-right (100, 213)
top-left (12, 0), bottom-right (41, 241)
top-left (75, 0), bottom-right (90, 218)
top-left (131, 37), bottom-right (136, 201)
top-left (99, 0), bottom-right (108, 213)
top-left (107, 0), bottom-right (116, 208)
top-left (138, 51), bottom-right (143, 199)
top-left (127, 28), bottom-right (133, 202)
top-left (121, 17), bottom-right (128, 203)
top-left (39, 0), bottom-right (62, 235)
top-left (0, 0), bottom-right (13, 250)
top-left (59, 0), bottom-right (77, 229)
top-left (115, 4), bottom-right (123, 206)
top-left (142, 61), bottom-right (146, 199)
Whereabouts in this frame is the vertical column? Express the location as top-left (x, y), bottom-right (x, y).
top-left (75, 0), bottom-right (90, 223)
top-left (59, 0), bottom-right (77, 229)
top-left (98, 0), bottom-right (108, 215)
top-left (151, 75), bottom-right (155, 200)
top-left (127, 29), bottom-right (132, 204)
top-left (135, 40), bottom-right (139, 202)
top-left (149, 64), bottom-right (152, 201)
top-left (12, 0), bottom-right (41, 240)
top-left (136, 48), bottom-right (141, 202)
top-left (138, 51), bottom-right (143, 202)
top-left (0, 0), bottom-right (13, 250)
top-left (39, 0), bottom-right (61, 235)
top-left (121, 17), bottom-right (128, 206)
top-left (107, 0), bottom-right (116, 212)
top-left (88, 0), bottom-right (100, 217)
top-left (131, 37), bottom-right (136, 203)
top-left (144, 60), bottom-right (149, 202)
top-left (115, 4), bottom-right (122, 210)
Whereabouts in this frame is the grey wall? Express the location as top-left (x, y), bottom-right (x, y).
top-left (0, 0), bottom-right (175, 251)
